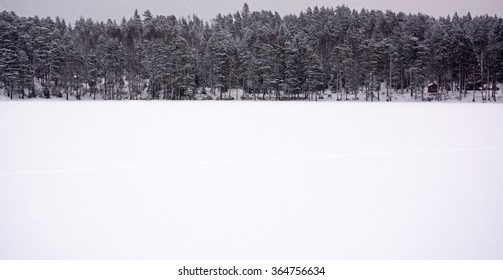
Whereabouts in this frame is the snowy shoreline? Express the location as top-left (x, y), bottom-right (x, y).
top-left (1, 89), bottom-right (502, 103)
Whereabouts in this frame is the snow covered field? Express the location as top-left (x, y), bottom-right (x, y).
top-left (0, 102), bottom-right (502, 259)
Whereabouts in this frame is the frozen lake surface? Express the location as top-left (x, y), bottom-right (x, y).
top-left (1, 102), bottom-right (502, 259)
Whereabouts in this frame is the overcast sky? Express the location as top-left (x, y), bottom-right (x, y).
top-left (1, 0), bottom-right (502, 23)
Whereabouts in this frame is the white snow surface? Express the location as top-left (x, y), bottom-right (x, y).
top-left (0, 102), bottom-right (502, 259)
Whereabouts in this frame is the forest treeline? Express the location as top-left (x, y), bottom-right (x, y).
top-left (1, 3), bottom-right (503, 101)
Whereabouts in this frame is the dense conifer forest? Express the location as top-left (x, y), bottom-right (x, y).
top-left (1, 3), bottom-right (503, 101)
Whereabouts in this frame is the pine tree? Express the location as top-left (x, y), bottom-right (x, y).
top-left (208, 30), bottom-right (234, 99)
top-left (87, 50), bottom-right (98, 99)
top-left (283, 41), bottom-right (301, 99)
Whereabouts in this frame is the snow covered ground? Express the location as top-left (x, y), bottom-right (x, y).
top-left (0, 102), bottom-right (502, 259)
top-left (1, 86), bottom-right (502, 103)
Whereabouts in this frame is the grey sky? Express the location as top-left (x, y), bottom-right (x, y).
top-left (1, 0), bottom-right (502, 23)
